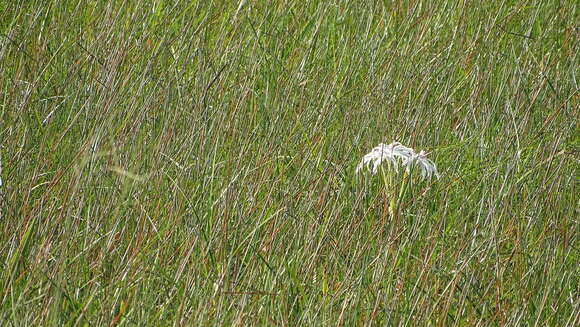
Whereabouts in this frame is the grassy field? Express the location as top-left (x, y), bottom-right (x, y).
top-left (1, 0), bottom-right (578, 325)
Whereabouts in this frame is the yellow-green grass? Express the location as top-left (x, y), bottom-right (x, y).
top-left (1, 0), bottom-right (578, 325)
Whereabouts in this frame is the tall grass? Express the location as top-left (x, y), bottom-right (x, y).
top-left (1, 0), bottom-right (578, 325)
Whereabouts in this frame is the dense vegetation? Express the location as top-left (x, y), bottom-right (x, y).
top-left (1, 0), bottom-right (578, 325)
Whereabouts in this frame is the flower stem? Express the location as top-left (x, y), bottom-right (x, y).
top-left (380, 165), bottom-right (398, 219)
top-left (395, 171), bottom-right (410, 215)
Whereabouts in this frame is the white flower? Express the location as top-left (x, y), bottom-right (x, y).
top-left (356, 142), bottom-right (439, 179)
top-left (403, 150), bottom-right (439, 179)
top-left (356, 142), bottom-right (414, 174)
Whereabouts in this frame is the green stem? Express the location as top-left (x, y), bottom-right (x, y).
top-left (381, 164), bottom-right (397, 218)
top-left (395, 171), bottom-right (410, 215)
top-left (381, 166), bottom-right (411, 219)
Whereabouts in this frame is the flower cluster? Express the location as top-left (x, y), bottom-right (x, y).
top-left (356, 142), bottom-right (439, 179)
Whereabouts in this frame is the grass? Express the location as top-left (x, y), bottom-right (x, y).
top-left (1, 0), bottom-right (578, 325)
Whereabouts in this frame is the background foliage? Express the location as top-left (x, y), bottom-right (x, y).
top-left (1, 0), bottom-right (578, 325)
